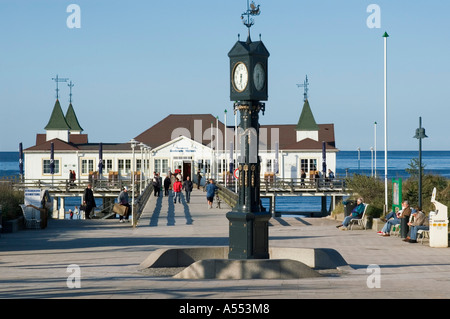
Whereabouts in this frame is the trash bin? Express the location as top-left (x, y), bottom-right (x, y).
top-left (430, 189), bottom-right (449, 248)
top-left (429, 210), bottom-right (449, 248)
top-left (343, 200), bottom-right (356, 217)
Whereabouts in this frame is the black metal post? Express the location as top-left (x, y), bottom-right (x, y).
top-left (226, 101), bottom-right (271, 260)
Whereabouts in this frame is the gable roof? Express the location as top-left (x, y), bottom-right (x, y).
top-left (135, 114), bottom-right (224, 149)
top-left (296, 99), bottom-right (319, 131)
top-left (65, 103), bottom-right (83, 132)
top-left (44, 100), bottom-right (71, 131)
top-left (261, 123), bottom-right (337, 151)
top-left (25, 138), bottom-right (79, 152)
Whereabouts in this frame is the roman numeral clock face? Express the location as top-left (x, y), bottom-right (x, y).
top-left (233, 62), bottom-right (249, 92)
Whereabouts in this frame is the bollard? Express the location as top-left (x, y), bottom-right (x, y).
top-left (400, 217), bottom-right (409, 238)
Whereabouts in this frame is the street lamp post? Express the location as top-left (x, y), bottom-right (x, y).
top-left (383, 31), bottom-right (389, 213)
top-left (370, 147), bottom-right (374, 177)
top-left (414, 117), bottom-right (428, 209)
top-left (357, 147), bottom-right (361, 170)
top-left (129, 139), bottom-right (138, 226)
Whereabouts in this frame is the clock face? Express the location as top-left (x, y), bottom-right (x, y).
top-left (233, 62), bottom-right (249, 92)
top-left (253, 63), bottom-right (265, 91)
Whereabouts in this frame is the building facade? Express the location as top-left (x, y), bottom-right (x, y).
top-left (24, 98), bottom-right (338, 186)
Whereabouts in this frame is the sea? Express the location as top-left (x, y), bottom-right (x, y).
top-left (2, 150), bottom-right (450, 217)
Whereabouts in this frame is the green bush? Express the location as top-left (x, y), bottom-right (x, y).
top-left (345, 174), bottom-right (387, 212)
top-left (402, 174), bottom-right (449, 212)
top-left (0, 184), bottom-right (24, 221)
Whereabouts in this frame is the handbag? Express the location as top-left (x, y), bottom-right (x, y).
top-left (113, 203), bottom-right (128, 216)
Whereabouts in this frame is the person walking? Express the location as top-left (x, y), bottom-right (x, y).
top-left (117, 186), bottom-right (131, 222)
top-left (153, 174), bottom-right (161, 197)
top-left (183, 176), bottom-right (193, 203)
top-left (206, 179), bottom-right (218, 209)
top-left (173, 178), bottom-right (182, 204)
top-left (83, 183), bottom-right (96, 219)
top-left (164, 175), bottom-right (171, 197)
top-left (197, 171), bottom-right (202, 189)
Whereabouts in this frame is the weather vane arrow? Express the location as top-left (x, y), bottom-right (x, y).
top-left (241, 0), bottom-right (261, 39)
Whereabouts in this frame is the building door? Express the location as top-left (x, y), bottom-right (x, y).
top-left (183, 161), bottom-right (192, 181)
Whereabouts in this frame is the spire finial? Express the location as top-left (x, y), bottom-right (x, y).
top-left (68, 81), bottom-right (74, 103)
top-left (51, 75), bottom-right (69, 100)
top-left (297, 75), bottom-right (310, 102)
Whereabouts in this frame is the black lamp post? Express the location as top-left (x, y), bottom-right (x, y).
top-left (413, 117), bottom-right (427, 209)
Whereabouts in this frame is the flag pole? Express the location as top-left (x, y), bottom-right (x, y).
top-left (383, 31), bottom-right (389, 213)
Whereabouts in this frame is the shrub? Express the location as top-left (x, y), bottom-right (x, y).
top-left (345, 174), bottom-right (386, 211)
top-left (0, 183), bottom-right (24, 221)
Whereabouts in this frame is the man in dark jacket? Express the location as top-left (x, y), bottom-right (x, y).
top-left (164, 175), bottom-right (171, 197)
top-left (153, 174), bottom-right (161, 197)
top-left (182, 176), bottom-right (194, 203)
top-left (83, 183), bottom-right (96, 219)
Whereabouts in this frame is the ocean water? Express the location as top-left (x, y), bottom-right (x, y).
top-left (2, 151), bottom-right (450, 216)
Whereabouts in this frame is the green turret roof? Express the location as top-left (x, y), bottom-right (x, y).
top-left (65, 103), bottom-right (83, 132)
top-left (296, 99), bottom-right (319, 131)
top-left (44, 99), bottom-right (71, 131)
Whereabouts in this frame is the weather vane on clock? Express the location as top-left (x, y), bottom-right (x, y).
top-left (241, 0), bottom-right (261, 36)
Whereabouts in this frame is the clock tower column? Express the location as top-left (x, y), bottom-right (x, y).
top-left (226, 1), bottom-right (271, 260)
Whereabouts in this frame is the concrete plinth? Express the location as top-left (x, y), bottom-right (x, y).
top-left (173, 259), bottom-right (320, 280)
top-left (140, 246), bottom-right (349, 280)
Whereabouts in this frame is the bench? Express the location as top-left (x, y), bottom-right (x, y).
top-left (417, 229), bottom-right (430, 244)
top-left (349, 204), bottom-right (369, 230)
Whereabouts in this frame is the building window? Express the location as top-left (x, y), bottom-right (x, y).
top-left (103, 159), bottom-right (113, 174)
top-left (118, 159), bottom-right (131, 175)
top-left (136, 159), bottom-right (141, 172)
top-left (266, 159), bottom-right (272, 173)
top-left (154, 159), bottom-right (169, 175)
top-left (43, 159), bottom-right (60, 175)
top-left (300, 158), bottom-right (318, 176)
top-left (81, 159), bottom-right (94, 175)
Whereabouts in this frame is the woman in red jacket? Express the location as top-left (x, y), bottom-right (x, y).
top-left (173, 178), bottom-right (182, 204)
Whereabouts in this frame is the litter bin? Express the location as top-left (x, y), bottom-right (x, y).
top-left (343, 200), bottom-right (356, 217)
top-left (430, 188), bottom-right (449, 248)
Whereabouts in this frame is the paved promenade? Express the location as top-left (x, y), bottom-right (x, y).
top-left (1, 188), bottom-right (450, 300)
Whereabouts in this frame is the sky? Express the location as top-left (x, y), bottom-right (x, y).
top-left (1, 0), bottom-right (449, 152)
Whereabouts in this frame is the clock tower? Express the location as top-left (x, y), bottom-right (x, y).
top-left (226, 1), bottom-right (272, 260)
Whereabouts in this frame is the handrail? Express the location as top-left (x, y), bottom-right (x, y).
top-left (216, 184), bottom-right (238, 209)
top-left (132, 183), bottom-right (154, 228)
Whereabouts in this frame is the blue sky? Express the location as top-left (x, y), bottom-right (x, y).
top-left (1, 0), bottom-right (449, 151)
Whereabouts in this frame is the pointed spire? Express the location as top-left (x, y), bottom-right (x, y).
top-left (65, 103), bottom-right (83, 133)
top-left (296, 99), bottom-right (319, 131)
top-left (44, 99), bottom-right (71, 131)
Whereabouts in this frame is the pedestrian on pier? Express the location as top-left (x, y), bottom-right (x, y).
top-left (153, 174), bottom-right (161, 197)
top-left (164, 175), bottom-right (171, 196)
top-left (118, 186), bottom-right (131, 222)
top-left (173, 178), bottom-right (182, 204)
top-left (183, 176), bottom-right (193, 203)
top-left (206, 179), bottom-right (218, 209)
top-left (83, 183), bottom-right (96, 219)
